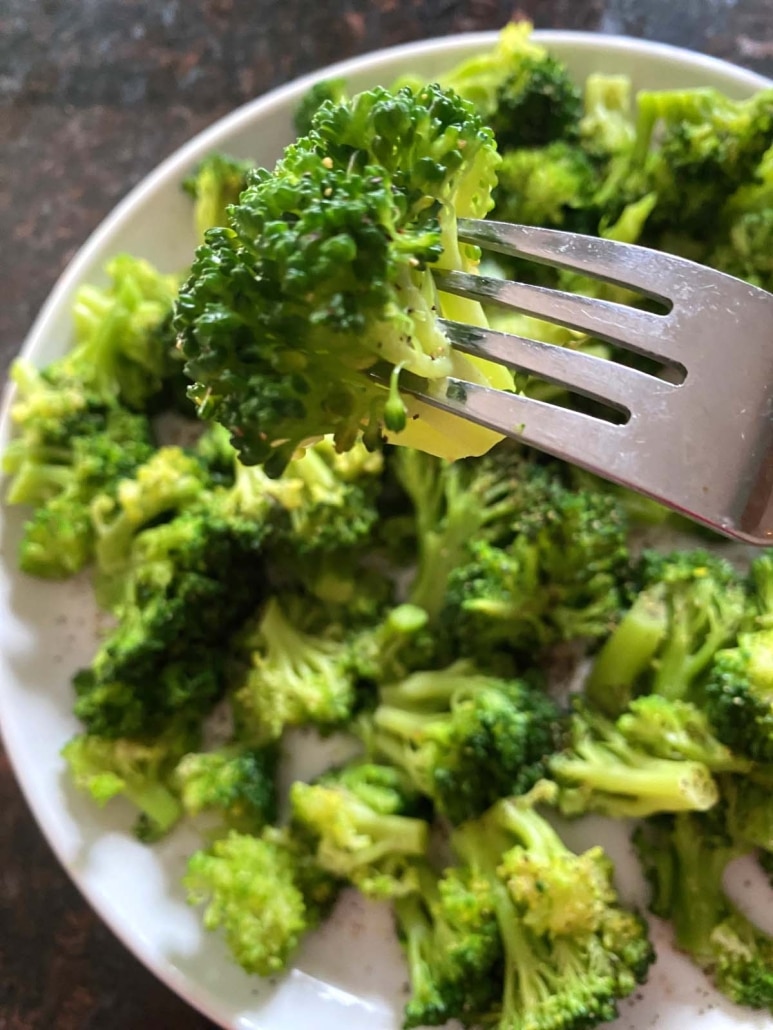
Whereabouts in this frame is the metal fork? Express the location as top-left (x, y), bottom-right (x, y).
top-left (391, 218), bottom-right (773, 545)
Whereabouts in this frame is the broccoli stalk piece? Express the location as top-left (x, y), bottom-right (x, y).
top-left (290, 763), bottom-right (429, 899)
top-left (62, 719), bottom-right (198, 841)
top-left (451, 784), bottom-right (654, 1030)
top-left (365, 661), bottom-right (564, 823)
top-left (635, 811), bottom-right (773, 1011)
top-left (183, 152), bottom-right (255, 241)
top-left (585, 548), bottom-right (746, 717)
top-left (394, 863), bottom-right (502, 1028)
top-left (184, 826), bottom-right (339, 976)
top-left (175, 83), bottom-right (510, 473)
top-left (173, 740), bottom-right (279, 834)
top-left (549, 702), bottom-right (719, 818)
top-left (233, 597), bottom-right (357, 743)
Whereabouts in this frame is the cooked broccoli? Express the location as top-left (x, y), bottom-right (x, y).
top-left (444, 468), bottom-right (630, 657)
top-left (493, 141), bottom-right (598, 234)
top-left (294, 76), bottom-right (348, 135)
top-left (232, 596), bottom-right (357, 743)
top-left (549, 701), bottom-right (719, 818)
top-left (452, 784), bottom-right (654, 1030)
top-left (709, 142), bottom-right (773, 291)
top-left (185, 826), bottom-right (339, 975)
top-left (62, 718), bottom-right (198, 841)
top-left (183, 152), bottom-right (255, 240)
top-left (3, 362), bottom-right (156, 578)
top-left (173, 740), bottom-right (279, 833)
top-left (394, 862), bottom-right (501, 1028)
top-left (636, 810), bottom-right (773, 1011)
top-left (365, 661), bottom-right (564, 823)
top-left (175, 83), bottom-right (510, 474)
top-left (586, 549), bottom-right (746, 717)
top-left (290, 762), bottom-right (430, 898)
top-left (722, 774), bottom-right (773, 855)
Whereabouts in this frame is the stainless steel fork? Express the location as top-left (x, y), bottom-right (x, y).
top-left (393, 218), bottom-right (773, 545)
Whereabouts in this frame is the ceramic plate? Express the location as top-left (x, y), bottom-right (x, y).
top-left (2, 30), bottom-right (772, 1030)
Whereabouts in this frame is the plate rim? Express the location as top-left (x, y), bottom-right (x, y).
top-left (1, 28), bottom-right (772, 1030)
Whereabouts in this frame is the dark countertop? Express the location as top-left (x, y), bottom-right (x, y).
top-left (1, 2), bottom-right (771, 1027)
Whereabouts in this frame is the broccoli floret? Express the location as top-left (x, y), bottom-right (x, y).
top-left (394, 862), bottom-right (502, 1028)
top-left (636, 810), bottom-right (773, 1011)
top-left (435, 21), bottom-right (582, 149)
top-left (365, 662), bottom-right (564, 823)
top-left (634, 87), bottom-right (773, 235)
top-left (722, 774), bottom-right (773, 854)
top-left (175, 83), bottom-right (509, 473)
top-left (710, 142), bottom-right (773, 291)
top-left (91, 446), bottom-right (211, 575)
top-left (51, 254), bottom-right (182, 410)
top-left (184, 826), bottom-right (339, 975)
top-left (452, 784), bottom-right (654, 1030)
top-left (294, 76), bottom-right (348, 136)
top-left (549, 701), bottom-right (719, 818)
top-left (492, 141), bottom-right (598, 233)
top-left (183, 152), bottom-right (255, 241)
top-left (290, 762), bottom-right (429, 899)
top-left (586, 549), bottom-right (746, 717)
top-left (232, 597), bottom-right (357, 743)
top-left (173, 739), bottom-right (278, 833)
top-left (62, 718), bottom-right (198, 841)
top-left (444, 469), bottom-right (630, 656)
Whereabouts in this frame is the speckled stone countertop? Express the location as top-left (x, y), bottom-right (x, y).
top-left (1, 2), bottom-right (772, 1027)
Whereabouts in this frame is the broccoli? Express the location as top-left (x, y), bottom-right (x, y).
top-left (549, 701), bottom-right (719, 818)
top-left (294, 76), bottom-right (348, 136)
top-left (232, 597), bottom-right (357, 743)
top-left (62, 718), bottom-right (198, 841)
top-left (721, 774), bottom-right (773, 855)
top-left (175, 82), bottom-right (510, 474)
top-left (451, 784), bottom-right (654, 1030)
top-left (703, 553), bottom-right (773, 763)
top-left (443, 468), bottom-right (631, 657)
top-left (3, 362), bottom-right (156, 578)
top-left (364, 661), bottom-right (564, 823)
top-left (173, 740), bottom-right (279, 834)
top-left (185, 826), bottom-right (339, 975)
top-left (290, 762), bottom-right (430, 899)
top-left (431, 21), bottom-right (583, 149)
top-left (635, 810), bottom-right (773, 1011)
top-left (183, 152), bottom-right (255, 241)
top-left (585, 548), bottom-right (746, 717)
top-left (53, 254), bottom-right (182, 410)
top-left (709, 142), bottom-right (773, 291)
top-left (394, 862), bottom-right (502, 1028)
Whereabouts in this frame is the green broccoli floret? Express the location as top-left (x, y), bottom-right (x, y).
top-left (493, 141), bottom-right (598, 233)
top-left (710, 143), bottom-right (773, 291)
top-left (394, 862), bottom-right (502, 1028)
top-left (175, 83), bottom-right (509, 473)
top-left (722, 774), bottom-right (773, 854)
top-left (434, 21), bottom-right (583, 149)
top-left (51, 254), bottom-right (182, 410)
top-left (62, 718), bottom-right (198, 841)
top-left (636, 810), bottom-right (773, 1011)
top-left (364, 661), bottom-right (564, 823)
top-left (549, 701), bottom-right (719, 818)
top-left (294, 76), bottom-right (348, 135)
top-left (290, 762), bottom-right (430, 899)
top-left (73, 505), bottom-right (268, 738)
top-left (184, 826), bottom-right (339, 975)
top-left (232, 596), bottom-right (357, 743)
top-left (183, 152), bottom-right (255, 241)
top-left (173, 739), bottom-right (278, 833)
top-left (452, 784), bottom-right (654, 1030)
top-left (91, 446), bottom-right (211, 575)
top-left (3, 362), bottom-right (156, 578)
top-left (586, 548), bottom-right (746, 717)
top-left (634, 87), bottom-right (773, 235)
top-left (444, 469), bottom-right (630, 657)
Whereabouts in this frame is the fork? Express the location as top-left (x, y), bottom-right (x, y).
top-left (389, 218), bottom-right (773, 545)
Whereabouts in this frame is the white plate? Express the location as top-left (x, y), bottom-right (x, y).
top-left (2, 30), bottom-right (772, 1030)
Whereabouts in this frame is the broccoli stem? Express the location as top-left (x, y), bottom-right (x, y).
top-left (379, 667), bottom-right (474, 711)
top-left (126, 781), bottom-right (183, 840)
top-left (652, 611), bottom-right (732, 702)
top-left (585, 592), bottom-right (668, 716)
top-left (346, 802), bottom-right (428, 865)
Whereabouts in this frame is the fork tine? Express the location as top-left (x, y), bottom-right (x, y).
top-left (438, 318), bottom-right (673, 413)
top-left (457, 218), bottom-right (686, 301)
top-left (434, 269), bottom-right (681, 366)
